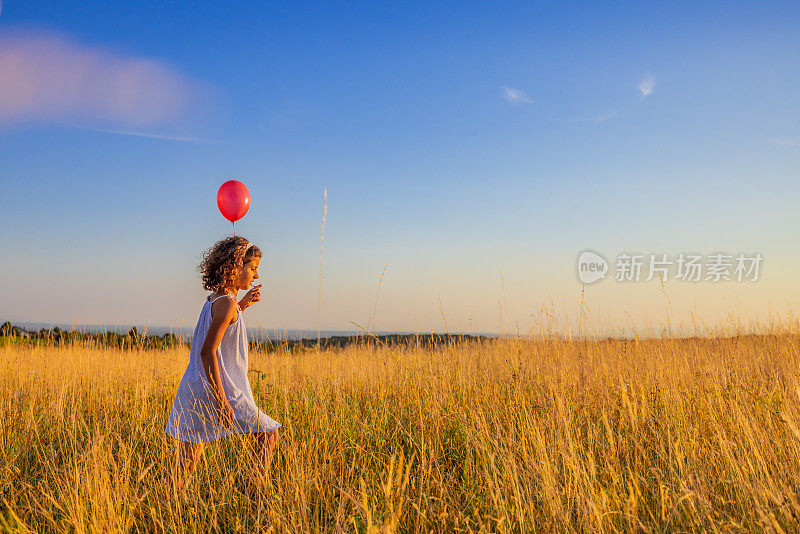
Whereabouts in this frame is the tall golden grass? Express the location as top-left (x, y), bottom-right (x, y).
top-left (3, 325), bottom-right (800, 532)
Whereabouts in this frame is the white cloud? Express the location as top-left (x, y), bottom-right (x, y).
top-left (500, 86), bottom-right (532, 105)
top-left (771, 138), bottom-right (800, 147)
top-left (591, 111), bottom-right (617, 123)
top-left (638, 74), bottom-right (655, 97)
top-left (563, 111), bottom-right (618, 123)
top-left (0, 31), bottom-right (204, 129)
top-left (76, 126), bottom-right (218, 143)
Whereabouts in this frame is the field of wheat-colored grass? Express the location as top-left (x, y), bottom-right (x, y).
top-left (3, 327), bottom-right (800, 532)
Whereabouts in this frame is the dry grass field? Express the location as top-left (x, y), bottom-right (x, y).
top-left (3, 327), bottom-right (800, 532)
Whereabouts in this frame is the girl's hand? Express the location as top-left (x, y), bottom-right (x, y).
top-left (239, 285), bottom-right (262, 311)
top-left (218, 400), bottom-right (235, 429)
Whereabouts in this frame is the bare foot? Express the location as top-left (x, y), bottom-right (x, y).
top-left (246, 470), bottom-right (270, 495)
top-left (166, 472), bottom-right (193, 502)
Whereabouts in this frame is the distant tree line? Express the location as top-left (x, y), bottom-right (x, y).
top-left (250, 333), bottom-right (489, 353)
top-left (0, 322), bottom-right (182, 350)
top-left (1, 321), bottom-right (489, 351)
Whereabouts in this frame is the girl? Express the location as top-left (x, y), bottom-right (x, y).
top-left (165, 236), bottom-right (280, 492)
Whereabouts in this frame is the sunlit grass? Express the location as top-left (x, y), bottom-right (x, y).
top-left (3, 324), bottom-right (800, 532)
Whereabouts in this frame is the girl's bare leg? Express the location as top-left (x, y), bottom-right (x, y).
top-left (171, 440), bottom-right (205, 495)
top-left (251, 429), bottom-right (279, 487)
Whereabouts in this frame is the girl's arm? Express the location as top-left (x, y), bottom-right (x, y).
top-left (238, 285), bottom-right (261, 311)
top-left (200, 297), bottom-right (238, 428)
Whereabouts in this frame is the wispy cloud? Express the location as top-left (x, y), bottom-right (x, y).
top-left (0, 30), bottom-right (206, 130)
top-left (638, 74), bottom-right (656, 97)
top-left (75, 126), bottom-right (219, 143)
top-left (563, 110), bottom-right (619, 123)
top-left (500, 86), bottom-right (532, 105)
top-left (590, 111), bottom-right (617, 123)
top-left (563, 74), bottom-right (655, 123)
top-left (771, 138), bottom-right (800, 147)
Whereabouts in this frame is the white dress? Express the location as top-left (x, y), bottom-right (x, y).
top-left (165, 294), bottom-right (281, 443)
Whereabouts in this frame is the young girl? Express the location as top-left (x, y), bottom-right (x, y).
top-left (165, 236), bottom-right (280, 492)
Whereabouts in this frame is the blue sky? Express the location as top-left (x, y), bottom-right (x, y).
top-left (1, 1), bottom-right (799, 335)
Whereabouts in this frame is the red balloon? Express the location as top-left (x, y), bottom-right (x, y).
top-left (217, 180), bottom-right (250, 224)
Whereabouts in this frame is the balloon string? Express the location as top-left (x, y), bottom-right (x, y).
top-left (232, 221), bottom-right (236, 237)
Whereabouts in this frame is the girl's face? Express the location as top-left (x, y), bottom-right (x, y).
top-left (235, 257), bottom-right (260, 291)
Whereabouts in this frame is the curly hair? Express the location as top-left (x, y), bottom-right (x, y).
top-left (198, 236), bottom-right (262, 291)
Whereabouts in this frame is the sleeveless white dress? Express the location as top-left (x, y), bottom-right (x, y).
top-left (165, 294), bottom-right (281, 443)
